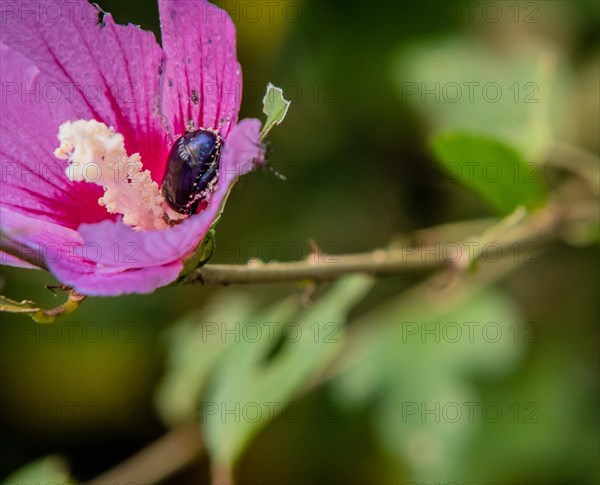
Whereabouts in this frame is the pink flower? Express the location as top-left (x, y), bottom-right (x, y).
top-left (0, 0), bottom-right (264, 295)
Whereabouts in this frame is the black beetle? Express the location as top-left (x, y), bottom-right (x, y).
top-left (161, 129), bottom-right (223, 215)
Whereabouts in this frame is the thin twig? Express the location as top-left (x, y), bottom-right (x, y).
top-left (0, 287), bottom-right (85, 323)
top-left (546, 141), bottom-right (600, 195)
top-left (193, 248), bottom-right (439, 285)
top-left (211, 462), bottom-right (234, 485)
top-left (88, 425), bottom-right (204, 485)
top-left (191, 195), bottom-right (597, 286)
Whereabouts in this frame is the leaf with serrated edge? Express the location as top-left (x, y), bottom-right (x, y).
top-left (260, 83), bottom-right (291, 140)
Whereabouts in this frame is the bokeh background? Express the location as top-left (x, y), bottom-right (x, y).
top-left (1, 0), bottom-right (598, 484)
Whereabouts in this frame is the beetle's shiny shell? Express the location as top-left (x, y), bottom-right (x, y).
top-left (161, 129), bottom-right (222, 215)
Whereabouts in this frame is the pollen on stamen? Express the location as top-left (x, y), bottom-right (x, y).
top-left (54, 119), bottom-right (169, 231)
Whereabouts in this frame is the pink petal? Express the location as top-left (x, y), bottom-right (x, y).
top-left (0, 0), bottom-right (167, 229)
top-left (158, 0), bottom-right (242, 140)
top-left (0, 206), bottom-right (84, 266)
top-left (49, 258), bottom-right (184, 296)
top-left (0, 43), bottom-right (108, 228)
top-left (0, 252), bottom-right (38, 269)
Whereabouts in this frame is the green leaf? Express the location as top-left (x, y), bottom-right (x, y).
top-left (260, 83), bottom-right (291, 140)
top-left (176, 229), bottom-right (216, 283)
top-left (202, 275), bottom-right (373, 467)
top-left (431, 132), bottom-right (547, 215)
top-left (393, 37), bottom-right (567, 159)
top-left (5, 455), bottom-right (72, 484)
top-left (333, 286), bottom-right (527, 481)
top-left (155, 291), bottom-right (259, 425)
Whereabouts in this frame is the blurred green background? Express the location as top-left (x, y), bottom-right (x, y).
top-left (1, 1), bottom-right (598, 484)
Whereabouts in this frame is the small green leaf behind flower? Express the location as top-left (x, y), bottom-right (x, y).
top-left (260, 83), bottom-right (291, 140)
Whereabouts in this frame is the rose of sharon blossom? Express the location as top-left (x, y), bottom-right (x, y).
top-left (0, 0), bottom-right (264, 295)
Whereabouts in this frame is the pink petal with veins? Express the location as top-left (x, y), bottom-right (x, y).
top-left (0, 0), bottom-right (263, 295)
